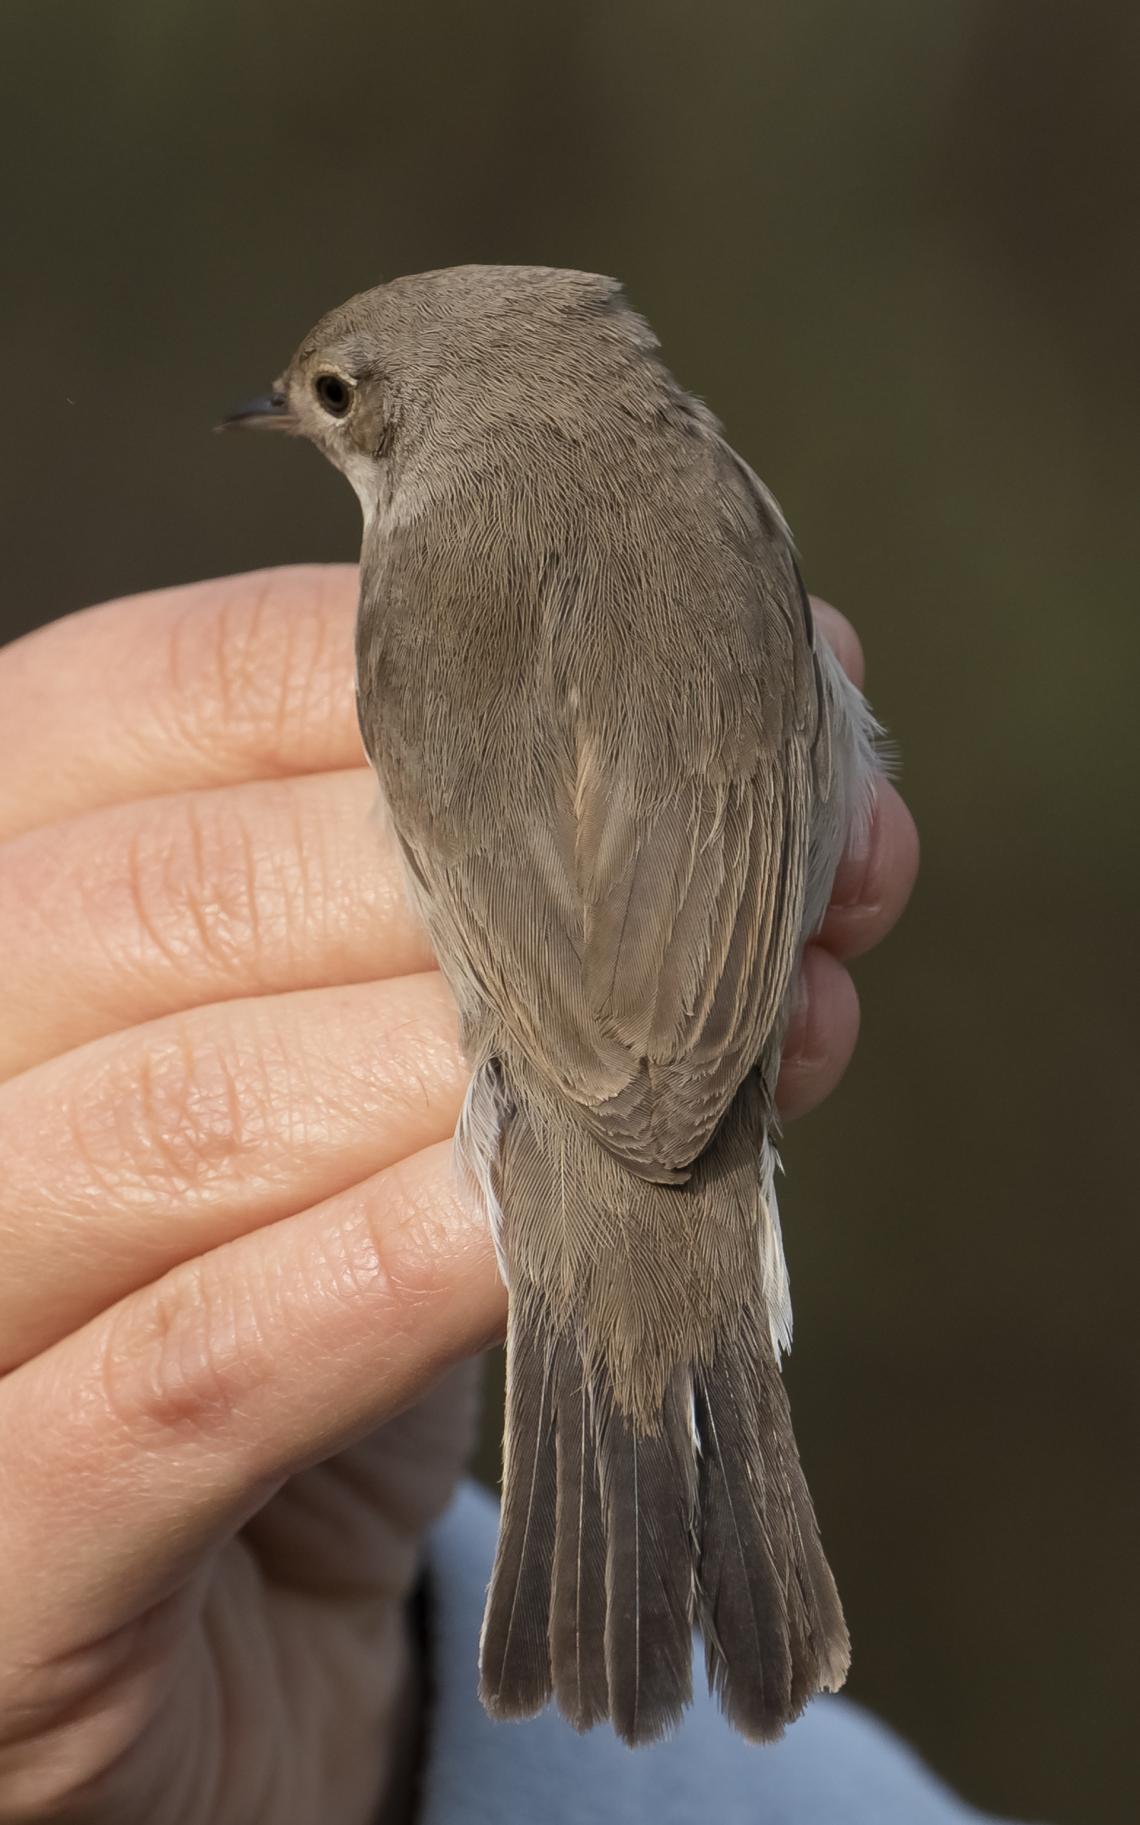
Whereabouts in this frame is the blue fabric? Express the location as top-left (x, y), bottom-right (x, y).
top-left (418, 1483), bottom-right (1036, 1824)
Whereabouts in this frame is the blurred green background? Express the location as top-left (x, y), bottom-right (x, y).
top-left (2, 3), bottom-right (1136, 1820)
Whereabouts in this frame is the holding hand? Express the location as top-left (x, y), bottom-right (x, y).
top-left (0, 567), bottom-right (916, 1822)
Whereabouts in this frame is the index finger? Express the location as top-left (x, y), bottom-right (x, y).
top-left (0, 566), bottom-right (362, 841)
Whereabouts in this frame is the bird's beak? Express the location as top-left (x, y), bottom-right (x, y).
top-left (215, 389), bottom-right (297, 433)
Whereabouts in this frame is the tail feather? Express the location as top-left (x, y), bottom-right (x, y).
top-left (696, 1311), bottom-right (850, 1736)
top-left (478, 1294), bottom-right (558, 1719)
top-left (595, 1374), bottom-right (697, 1745)
top-left (753, 1331), bottom-right (851, 1704)
top-left (694, 1332), bottom-right (793, 1738)
top-left (550, 1354), bottom-right (610, 1730)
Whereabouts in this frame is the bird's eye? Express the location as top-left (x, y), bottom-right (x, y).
top-left (314, 373), bottom-right (353, 418)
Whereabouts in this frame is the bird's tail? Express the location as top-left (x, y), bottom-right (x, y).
top-left (474, 1068), bottom-right (849, 1746)
top-left (479, 1287), bottom-right (848, 1746)
top-left (479, 1285), bottom-right (700, 1742)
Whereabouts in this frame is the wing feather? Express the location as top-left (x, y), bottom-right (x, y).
top-left (373, 434), bottom-right (826, 1179)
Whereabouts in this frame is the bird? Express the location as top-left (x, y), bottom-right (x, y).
top-left (223, 264), bottom-right (882, 1747)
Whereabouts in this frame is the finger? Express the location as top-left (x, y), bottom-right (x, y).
top-left (0, 974), bottom-right (466, 1368)
top-left (0, 768), bottom-right (433, 1080)
top-left (0, 566), bottom-right (360, 842)
top-left (776, 946), bottom-right (861, 1120)
top-left (810, 597), bottom-right (865, 688)
top-left (815, 780), bottom-right (920, 962)
top-left (0, 1140), bottom-right (506, 1665)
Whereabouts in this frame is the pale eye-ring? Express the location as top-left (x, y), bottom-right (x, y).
top-left (314, 373), bottom-right (353, 418)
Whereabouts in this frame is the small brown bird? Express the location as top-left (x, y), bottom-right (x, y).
top-left (224, 265), bottom-right (881, 1746)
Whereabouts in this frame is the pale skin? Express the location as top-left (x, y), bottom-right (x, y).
top-left (0, 566), bottom-right (918, 1824)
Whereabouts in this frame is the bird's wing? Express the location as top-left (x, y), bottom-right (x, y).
top-left (374, 445), bottom-right (826, 1179)
top-left (570, 730), bottom-right (814, 1174)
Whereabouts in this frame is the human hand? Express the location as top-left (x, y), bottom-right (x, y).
top-left (0, 568), bottom-right (916, 1823)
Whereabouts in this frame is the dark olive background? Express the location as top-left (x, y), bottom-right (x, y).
top-left (2, 4), bottom-right (1136, 1821)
